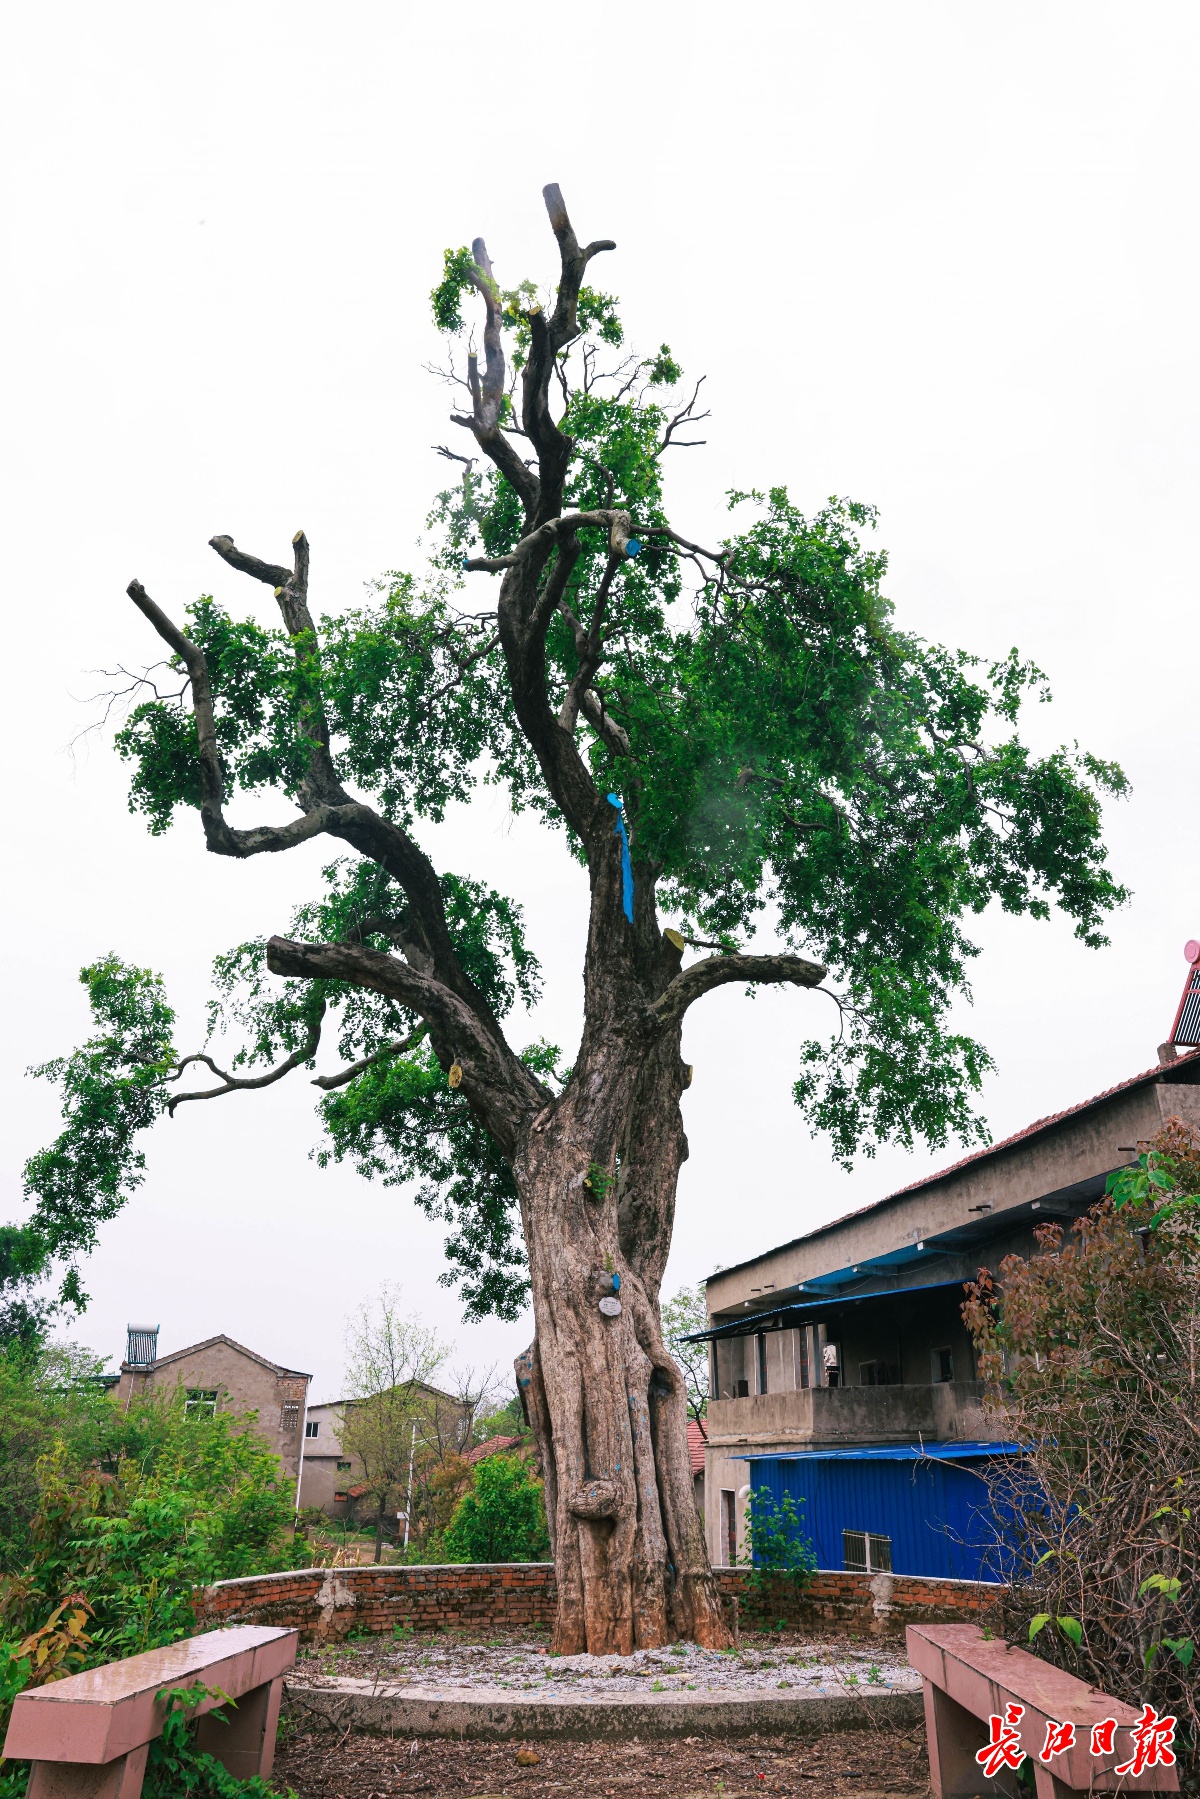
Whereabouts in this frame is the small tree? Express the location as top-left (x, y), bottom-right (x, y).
top-left (964, 1119), bottom-right (1200, 1754)
top-left (662, 1284), bottom-right (710, 1436)
top-left (340, 1286), bottom-right (449, 1562)
top-left (443, 1454), bottom-right (550, 1564)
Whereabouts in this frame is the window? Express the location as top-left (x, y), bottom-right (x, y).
top-left (859, 1360), bottom-right (879, 1387)
top-left (184, 1389), bottom-right (218, 1418)
top-left (734, 1378), bottom-right (750, 1398)
top-left (304, 1419), bottom-right (319, 1439)
top-left (842, 1530), bottom-right (893, 1573)
top-left (337, 1459), bottom-right (352, 1472)
top-left (933, 1347), bottom-right (954, 1383)
top-left (280, 1401), bottom-right (301, 1431)
top-left (756, 1333), bottom-right (768, 1395)
top-left (720, 1490), bottom-right (737, 1564)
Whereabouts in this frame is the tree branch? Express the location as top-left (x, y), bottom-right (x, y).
top-left (266, 937), bottom-right (545, 1155)
top-left (454, 237), bottom-right (541, 518)
top-left (126, 572), bottom-right (512, 1041)
top-left (311, 1024), bottom-right (429, 1091)
top-left (168, 1000), bottom-right (326, 1114)
top-left (651, 951), bottom-right (827, 1029)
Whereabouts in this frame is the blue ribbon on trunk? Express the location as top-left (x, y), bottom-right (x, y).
top-left (607, 793), bottom-right (634, 923)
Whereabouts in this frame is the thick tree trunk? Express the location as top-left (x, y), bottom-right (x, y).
top-left (513, 1026), bottom-right (730, 1656)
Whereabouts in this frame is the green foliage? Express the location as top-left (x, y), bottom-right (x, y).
top-left (431, 247), bottom-right (480, 334)
top-left (741, 1489), bottom-right (817, 1592)
top-left (143, 1683), bottom-right (294, 1798)
top-left (661, 1284), bottom-right (710, 1429)
top-left (13, 958), bottom-right (175, 1327)
top-left (317, 1036), bottom-right (561, 1320)
top-left (0, 1344), bottom-right (114, 1571)
top-left (1, 1392), bottom-right (298, 1660)
top-left (965, 1126), bottom-right (1200, 1744)
top-left (0, 1382), bottom-right (299, 1797)
top-left (1107, 1127), bottom-right (1200, 1231)
top-left (443, 1454), bottom-right (549, 1563)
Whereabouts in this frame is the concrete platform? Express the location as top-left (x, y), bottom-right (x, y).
top-left (285, 1676), bottom-right (923, 1740)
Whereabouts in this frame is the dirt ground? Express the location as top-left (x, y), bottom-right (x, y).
top-left (273, 1723), bottom-right (931, 1798)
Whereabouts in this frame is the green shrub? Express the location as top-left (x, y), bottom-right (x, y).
top-left (443, 1455), bottom-right (549, 1563)
top-left (741, 1489), bottom-right (817, 1597)
top-left (0, 1386), bottom-right (301, 1795)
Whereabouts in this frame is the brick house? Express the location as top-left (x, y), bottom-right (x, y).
top-left (115, 1329), bottom-right (311, 1489)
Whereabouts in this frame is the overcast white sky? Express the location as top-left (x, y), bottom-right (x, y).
top-left (3, 3), bottom-right (1197, 1403)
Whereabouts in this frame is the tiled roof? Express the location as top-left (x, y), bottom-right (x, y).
top-left (687, 1418), bottom-right (707, 1475)
top-left (120, 1333), bottom-right (311, 1381)
top-left (883, 1050), bottom-right (1200, 1202)
top-left (463, 1434), bottom-right (524, 1465)
top-left (708, 1049), bottom-right (1200, 1284)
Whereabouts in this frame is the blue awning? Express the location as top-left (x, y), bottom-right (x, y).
top-left (736, 1440), bottom-right (1023, 1462)
top-left (684, 1277), bottom-right (969, 1343)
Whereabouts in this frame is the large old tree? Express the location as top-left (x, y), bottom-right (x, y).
top-left (10, 188), bottom-right (1127, 1653)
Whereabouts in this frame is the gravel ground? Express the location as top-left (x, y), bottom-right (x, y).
top-left (293, 1629), bottom-right (919, 1699)
top-left (274, 1723), bottom-right (931, 1798)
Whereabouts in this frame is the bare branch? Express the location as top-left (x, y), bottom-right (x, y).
top-left (656, 379), bottom-right (711, 457)
top-left (651, 950), bottom-right (827, 1029)
top-left (207, 535), bottom-right (291, 589)
top-left (311, 1024), bottom-right (429, 1091)
top-left (168, 1000), bottom-right (326, 1115)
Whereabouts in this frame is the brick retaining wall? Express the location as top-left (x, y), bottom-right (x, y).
top-left (193, 1562), bottom-right (997, 1642)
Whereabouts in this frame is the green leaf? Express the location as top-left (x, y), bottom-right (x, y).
top-left (1164, 1637), bottom-right (1194, 1668)
top-left (1028, 1613), bottom-right (1051, 1640)
top-left (1056, 1616), bottom-right (1083, 1646)
top-left (1139, 1574), bottom-right (1182, 1601)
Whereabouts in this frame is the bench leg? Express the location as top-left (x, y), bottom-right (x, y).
top-left (26, 1742), bottom-right (149, 1799)
top-left (923, 1676), bottom-right (1027, 1799)
top-left (1033, 1766), bottom-right (1087, 1799)
top-left (193, 1674), bottom-right (284, 1779)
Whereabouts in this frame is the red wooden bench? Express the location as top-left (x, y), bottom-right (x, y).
top-left (908, 1622), bottom-right (1180, 1799)
top-left (2, 1623), bottom-right (297, 1798)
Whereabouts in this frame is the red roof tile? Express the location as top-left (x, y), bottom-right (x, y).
top-left (463, 1434), bottom-right (523, 1466)
top-left (687, 1418), bottom-right (707, 1475)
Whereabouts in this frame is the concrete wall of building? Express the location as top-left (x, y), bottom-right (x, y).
top-left (117, 1339), bottom-right (309, 1486)
top-left (297, 1402), bottom-right (364, 1517)
top-left (707, 1065), bottom-right (1200, 1313)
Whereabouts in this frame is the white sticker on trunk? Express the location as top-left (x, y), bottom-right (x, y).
top-left (598, 1296), bottom-right (622, 1317)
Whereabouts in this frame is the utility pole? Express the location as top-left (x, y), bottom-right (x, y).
top-left (403, 1420), bottom-right (417, 1550)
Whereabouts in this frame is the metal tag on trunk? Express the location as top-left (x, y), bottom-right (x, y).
top-left (598, 1296), bottom-right (622, 1318)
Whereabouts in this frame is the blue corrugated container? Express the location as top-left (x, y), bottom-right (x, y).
top-left (744, 1443), bottom-right (1022, 1584)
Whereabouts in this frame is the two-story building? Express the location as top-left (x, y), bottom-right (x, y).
top-left (695, 1024), bottom-right (1200, 1574)
top-left (298, 1382), bottom-right (476, 1524)
top-left (116, 1328), bottom-right (312, 1490)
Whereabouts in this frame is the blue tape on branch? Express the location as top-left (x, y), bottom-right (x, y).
top-left (624, 538), bottom-right (642, 558)
top-left (606, 793), bottom-right (634, 923)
